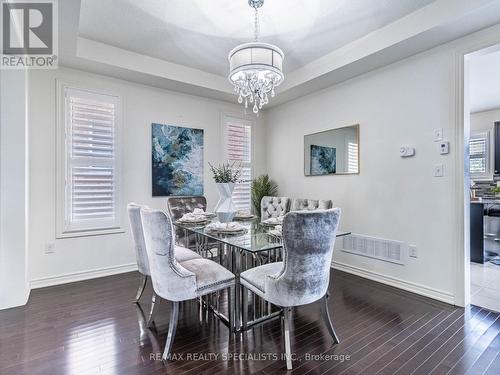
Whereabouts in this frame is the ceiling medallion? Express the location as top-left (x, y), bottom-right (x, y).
top-left (228, 0), bottom-right (284, 114)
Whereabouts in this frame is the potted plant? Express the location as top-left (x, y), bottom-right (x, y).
top-left (209, 162), bottom-right (241, 223)
top-left (491, 186), bottom-right (500, 198)
top-left (251, 175), bottom-right (278, 218)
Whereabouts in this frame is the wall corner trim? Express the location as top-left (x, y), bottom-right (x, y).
top-left (332, 261), bottom-right (456, 306)
top-left (30, 263), bottom-right (138, 289)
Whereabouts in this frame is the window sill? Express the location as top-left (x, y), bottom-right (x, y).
top-left (56, 227), bottom-right (125, 239)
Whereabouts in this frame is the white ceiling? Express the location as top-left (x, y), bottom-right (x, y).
top-left (469, 49), bottom-right (500, 113)
top-left (78, 0), bottom-right (435, 76)
top-left (57, 0), bottom-right (500, 107)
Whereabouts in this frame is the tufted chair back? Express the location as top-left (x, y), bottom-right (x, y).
top-left (140, 208), bottom-right (197, 301)
top-left (264, 208), bottom-right (341, 307)
top-left (166, 196), bottom-right (207, 221)
top-left (127, 203), bottom-right (150, 276)
top-left (167, 196), bottom-right (207, 241)
top-left (292, 199), bottom-right (333, 211)
top-left (260, 196), bottom-right (291, 220)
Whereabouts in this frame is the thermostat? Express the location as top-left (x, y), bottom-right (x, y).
top-left (400, 145), bottom-right (415, 157)
top-left (440, 141), bottom-right (450, 155)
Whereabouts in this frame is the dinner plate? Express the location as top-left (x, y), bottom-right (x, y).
top-left (178, 218), bottom-right (209, 224)
top-left (206, 227), bottom-right (247, 235)
top-left (261, 221), bottom-right (281, 227)
top-left (234, 214), bottom-right (255, 220)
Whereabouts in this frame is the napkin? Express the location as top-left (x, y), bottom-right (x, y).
top-left (262, 216), bottom-right (284, 225)
top-left (235, 211), bottom-right (253, 217)
top-left (179, 212), bottom-right (206, 222)
top-left (193, 208), bottom-right (215, 217)
top-left (206, 222), bottom-right (244, 232)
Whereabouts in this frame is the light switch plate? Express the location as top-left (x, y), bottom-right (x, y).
top-left (434, 164), bottom-right (444, 177)
top-left (409, 245), bottom-right (418, 258)
top-left (434, 128), bottom-right (443, 141)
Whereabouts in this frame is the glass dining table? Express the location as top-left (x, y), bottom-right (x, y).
top-left (173, 216), bottom-right (350, 332)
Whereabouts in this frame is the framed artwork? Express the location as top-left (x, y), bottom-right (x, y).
top-left (152, 123), bottom-right (204, 196)
top-left (310, 144), bottom-right (337, 175)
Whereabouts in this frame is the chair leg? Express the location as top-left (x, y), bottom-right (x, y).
top-left (320, 293), bottom-right (340, 344)
top-left (147, 292), bottom-right (161, 328)
top-left (241, 285), bottom-right (248, 331)
top-left (228, 285), bottom-right (237, 333)
top-left (162, 301), bottom-right (179, 361)
top-left (134, 274), bottom-right (148, 303)
top-left (283, 307), bottom-right (293, 370)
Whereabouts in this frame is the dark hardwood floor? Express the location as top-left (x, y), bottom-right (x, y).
top-left (1, 271), bottom-right (499, 375)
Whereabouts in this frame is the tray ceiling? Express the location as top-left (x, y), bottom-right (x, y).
top-left (79, 0), bottom-right (435, 76)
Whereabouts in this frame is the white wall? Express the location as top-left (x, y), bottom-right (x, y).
top-left (0, 70), bottom-right (30, 309)
top-left (470, 108), bottom-right (500, 180)
top-left (265, 42), bottom-right (463, 303)
top-left (28, 67), bottom-right (266, 285)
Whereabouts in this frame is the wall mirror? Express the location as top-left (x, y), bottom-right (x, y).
top-left (304, 124), bottom-right (359, 176)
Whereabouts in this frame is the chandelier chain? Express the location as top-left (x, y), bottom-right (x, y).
top-left (254, 8), bottom-right (259, 42)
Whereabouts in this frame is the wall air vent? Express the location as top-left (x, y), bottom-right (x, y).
top-left (342, 234), bottom-right (406, 265)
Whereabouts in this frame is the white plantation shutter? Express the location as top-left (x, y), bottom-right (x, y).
top-left (225, 116), bottom-right (252, 212)
top-left (347, 142), bottom-right (359, 173)
top-left (469, 133), bottom-right (489, 177)
top-left (62, 87), bottom-right (121, 234)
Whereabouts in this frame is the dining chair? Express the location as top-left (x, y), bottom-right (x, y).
top-left (292, 198), bottom-right (333, 211)
top-left (166, 196), bottom-right (207, 247)
top-left (240, 208), bottom-right (341, 370)
top-left (260, 196), bottom-right (291, 221)
top-left (127, 203), bottom-right (202, 303)
top-left (140, 207), bottom-right (236, 360)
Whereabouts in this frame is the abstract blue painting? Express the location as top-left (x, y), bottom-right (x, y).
top-left (152, 123), bottom-right (204, 196)
top-left (310, 145), bottom-right (336, 175)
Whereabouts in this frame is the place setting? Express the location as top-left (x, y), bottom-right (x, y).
top-left (176, 208), bottom-right (214, 225)
top-left (261, 216), bottom-right (284, 227)
top-left (205, 221), bottom-right (248, 235)
top-left (233, 210), bottom-right (255, 221)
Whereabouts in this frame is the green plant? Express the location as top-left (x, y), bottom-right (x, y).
top-left (491, 186), bottom-right (500, 194)
top-left (209, 162), bottom-right (241, 183)
top-left (251, 175), bottom-right (278, 216)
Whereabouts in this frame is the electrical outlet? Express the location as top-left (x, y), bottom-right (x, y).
top-left (409, 245), bottom-right (418, 258)
top-left (434, 164), bottom-right (444, 177)
top-left (45, 242), bottom-right (55, 254)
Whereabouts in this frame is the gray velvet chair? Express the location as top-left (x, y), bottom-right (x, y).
top-left (166, 196), bottom-right (207, 247)
top-left (240, 208), bottom-right (341, 369)
top-left (260, 196), bottom-right (291, 221)
top-left (292, 198), bottom-right (333, 211)
top-left (127, 203), bottom-right (202, 303)
top-left (140, 207), bottom-right (236, 360)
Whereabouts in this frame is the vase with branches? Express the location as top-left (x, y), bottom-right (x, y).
top-left (251, 175), bottom-right (278, 217)
top-left (209, 162), bottom-right (241, 223)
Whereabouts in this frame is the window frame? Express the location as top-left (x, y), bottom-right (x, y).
top-left (56, 81), bottom-right (124, 238)
top-left (221, 112), bottom-right (254, 213)
top-left (469, 131), bottom-right (491, 181)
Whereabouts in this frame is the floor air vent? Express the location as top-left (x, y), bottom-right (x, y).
top-left (342, 234), bottom-right (406, 265)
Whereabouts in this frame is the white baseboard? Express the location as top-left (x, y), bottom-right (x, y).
top-left (332, 261), bottom-right (455, 305)
top-left (30, 263), bottom-right (138, 289)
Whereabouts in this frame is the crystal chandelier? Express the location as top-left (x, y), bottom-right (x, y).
top-left (228, 0), bottom-right (284, 114)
